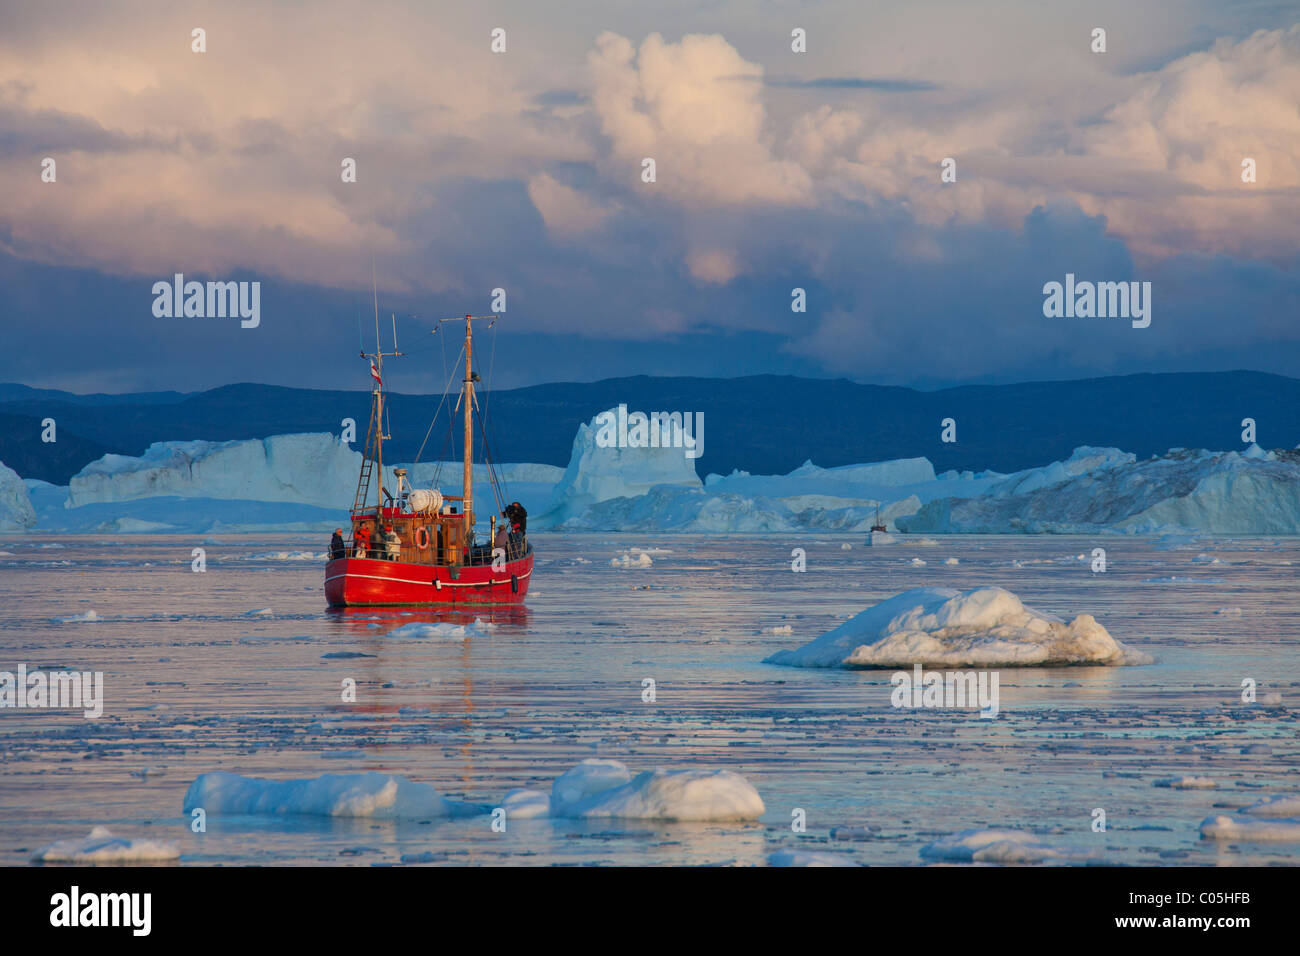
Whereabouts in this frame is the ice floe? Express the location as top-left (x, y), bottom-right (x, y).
top-left (768, 849), bottom-right (860, 867)
top-left (383, 619), bottom-right (497, 639)
top-left (509, 759), bottom-right (765, 821)
top-left (920, 828), bottom-right (1097, 864)
top-left (31, 826), bottom-right (179, 863)
top-left (1239, 795), bottom-right (1300, 817)
top-left (611, 550), bottom-right (653, 568)
top-left (183, 759), bottom-right (764, 824)
top-left (51, 610), bottom-right (100, 624)
top-left (1200, 815), bottom-right (1300, 842)
top-left (183, 771), bottom-right (488, 819)
top-left (765, 586), bottom-right (1152, 668)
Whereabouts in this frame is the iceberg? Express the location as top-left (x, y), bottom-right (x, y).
top-left (24, 416), bottom-right (1300, 536)
top-left (48, 432), bottom-right (559, 532)
top-left (765, 586), bottom-right (1152, 668)
top-left (0, 460), bottom-right (36, 530)
top-left (70, 434), bottom-right (362, 507)
top-left (899, 447), bottom-right (1300, 535)
top-left (539, 409), bottom-right (702, 526)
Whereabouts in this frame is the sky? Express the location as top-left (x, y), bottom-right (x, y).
top-left (0, 0), bottom-right (1297, 395)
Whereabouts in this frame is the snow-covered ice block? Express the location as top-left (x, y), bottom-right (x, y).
top-left (765, 586), bottom-right (1151, 668)
top-left (183, 771), bottom-right (489, 819)
top-left (31, 826), bottom-right (179, 863)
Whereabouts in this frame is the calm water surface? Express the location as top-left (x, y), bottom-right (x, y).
top-left (1, 532), bottom-right (1297, 866)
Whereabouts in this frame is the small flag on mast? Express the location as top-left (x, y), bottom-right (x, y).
top-left (370, 359), bottom-right (382, 386)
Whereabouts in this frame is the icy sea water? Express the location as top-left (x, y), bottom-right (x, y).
top-left (1, 532), bottom-right (1297, 867)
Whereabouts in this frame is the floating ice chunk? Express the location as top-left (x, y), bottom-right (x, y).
top-left (944, 557), bottom-right (959, 565)
top-left (766, 586), bottom-right (1151, 668)
top-left (243, 608), bottom-right (273, 616)
top-left (769, 849), bottom-right (859, 867)
top-left (537, 759), bottom-right (764, 821)
top-left (1214, 607), bottom-right (1244, 616)
top-left (567, 768), bottom-right (765, 821)
top-left (51, 610), bottom-right (100, 623)
top-left (841, 543), bottom-right (852, 550)
top-left (920, 828), bottom-right (1095, 864)
top-left (31, 826), bottom-right (179, 863)
top-left (1200, 815), bottom-right (1300, 842)
top-left (611, 550), bottom-right (653, 568)
top-left (1154, 776), bottom-right (1217, 789)
top-left (910, 557), bottom-right (927, 566)
top-left (384, 619), bottom-right (496, 639)
top-left (763, 625), bottom-right (794, 636)
top-left (500, 788), bottom-right (552, 819)
top-left (1240, 795), bottom-right (1300, 817)
top-left (183, 771), bottom-right (488, 819)
top-left (550, 759), bottom-right (634, 815)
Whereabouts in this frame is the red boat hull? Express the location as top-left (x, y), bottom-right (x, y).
top-left (324, 551), bottom-right (534, 607)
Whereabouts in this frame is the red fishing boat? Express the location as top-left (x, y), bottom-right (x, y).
top-left (325, 313), bottom-right (534, 606)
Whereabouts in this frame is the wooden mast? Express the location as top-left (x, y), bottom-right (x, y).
top-left (439, 313), bottom-right (497, 550)
top-left (462, 315), bottom-right (474, 544)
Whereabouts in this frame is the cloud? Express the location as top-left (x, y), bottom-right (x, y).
top-left (686, 248), bottom-right (741, 284)
top-left (0, 3), bottom-right (1296, 392)
top-left (527, 172), bottom-right (614, 237)
top-left (765, 76), bottom-right (940, 92)
top-left (587, 31), bottom-right (813, 206)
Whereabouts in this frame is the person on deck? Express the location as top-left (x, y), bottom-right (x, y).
top-left (493, 522), bottom-right (509, 557)
top-left (383, 525), bottom-right (402, 561)
top-left (329, 529), bottom-right (346, 560)
top-left (353, 522), bottom-right (372, 558)
top-left (503, 501), bottom-right (527, 554)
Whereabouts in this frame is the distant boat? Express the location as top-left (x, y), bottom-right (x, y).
top-left (871, 504), bottom-right (888, 534)
top-left (866, 504), bottom-right (893, 546)
top-left (324, 313), bottom-right (533, 606)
